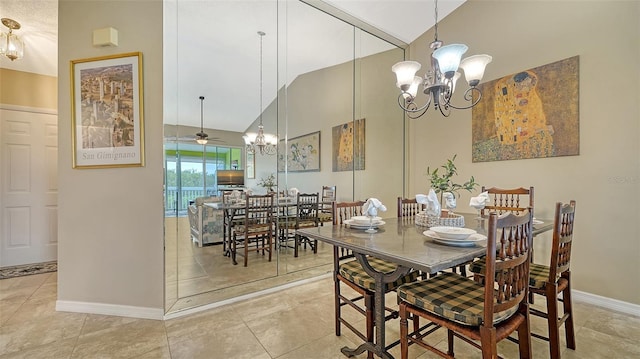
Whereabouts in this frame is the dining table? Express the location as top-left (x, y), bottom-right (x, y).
top-left (205, 196), bottom-right (331, 259)
top-left (297, 212), bottom-right (553, 359)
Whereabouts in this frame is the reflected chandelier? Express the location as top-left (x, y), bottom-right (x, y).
top-left (243, 31), bottom-right (277, 156)
top-left (391, 0), bottom-right (492, 118)
top-left (0, 18), bottom-right (24, 61)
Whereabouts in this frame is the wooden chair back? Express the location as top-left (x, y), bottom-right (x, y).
top-left (481, 186), bottom-right (534, 216)
top-left (243, 194), bottom-right (275, 231)
top-left (484, 209), bottom-right (533, 324)
top-left (397, 197), bottom-right (425, 218)
top-left (295, 192), bottom-right (319, 228)
top-left (332, 200), bottom-right (365, 225)
top-left (549, 200), bottom-right (576, 282)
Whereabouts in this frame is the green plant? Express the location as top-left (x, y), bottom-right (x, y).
top-left (258, 173), bottom-right (276, 192)
top-left (426, 154), bottom-right (478, 200)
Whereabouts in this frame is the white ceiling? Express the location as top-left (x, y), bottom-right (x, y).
top-left (0, 0), bottom-right (464, 132)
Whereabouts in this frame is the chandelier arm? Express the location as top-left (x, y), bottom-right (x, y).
top-left (397, 93), bottom-right (432, 115)
top-left (447, 87), bottom-right (483, 110)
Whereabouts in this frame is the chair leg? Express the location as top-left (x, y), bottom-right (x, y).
top-left (447, 329), bottom-right (455, 356)
top-left (267, 233), bottom-right (273, 262)
top-left (479, 326), bottom-right (498, 359)
top-left (231, 233), bottom-right (238, 265)
top-left (399, 304), bottom-right (409, 359)
top-left (334, 276), bottom-right (342, 336)
top-left (244, 236), bottom-right (249, 267)
top-left (517, 310), bottom-right (533, 359)
top-left (563, 273), bottom-right (576, 350)
top-left (546, 283), bottom-right (562, 359)
top-left (294, 234), bottom-right (299, 257)
top-left (365, 293), bottom-right (374, 359)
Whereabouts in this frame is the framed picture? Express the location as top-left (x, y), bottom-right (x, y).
top-left (71, 52), bottom-right (145, 168)
top-left (246, 152), bottom-right (255, 179)
top-left (332, 118), bottom-right (365, 172)
top-left (277, 131), bottom-right (321, 172)
top-left (472, 56), bottom-right (579, 162)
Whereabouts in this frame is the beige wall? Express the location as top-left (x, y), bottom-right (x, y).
top-left (57, 0), bottom-right (164, 311)
top-left (408, 1), bottom-right (639, 304)
top-left (0, 69), bottom-right (57, 109)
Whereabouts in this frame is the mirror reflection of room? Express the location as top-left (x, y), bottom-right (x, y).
top-left (163, 0), bottom-right (406, 314)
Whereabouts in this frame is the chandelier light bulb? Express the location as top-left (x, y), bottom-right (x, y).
top-left (459, 54), bottom-right (493, 87)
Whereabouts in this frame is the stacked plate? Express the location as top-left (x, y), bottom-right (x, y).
top-left (344, 216), bottom-right (385, 229)
top-left (423, 226), bottom-right (486, 247)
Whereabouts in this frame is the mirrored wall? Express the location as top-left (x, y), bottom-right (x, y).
top-left (164, 0), bottom-right (407, 314)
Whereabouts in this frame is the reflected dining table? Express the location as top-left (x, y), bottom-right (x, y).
top-left (297, 213), bottom-right (553, 359)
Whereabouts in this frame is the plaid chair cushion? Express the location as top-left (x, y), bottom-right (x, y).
top-left (529, 263), bottom-right (552, 289)
top-left (471, 259), bottom-right (553, 289)
top-left (233, 224), bottom-right (272, 234)
top-left (318, 213), bottom-right (332, 222)
top-left (397, 272), bottom-right (518, 326)
top-left (339, 257), bottom-right (419, 292)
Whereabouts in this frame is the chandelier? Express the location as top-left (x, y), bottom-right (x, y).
top-left (243, 31), bottom-right (277, 156)
top-left (391, 0), bottom-right (492, 118)
top-left (0, 18), bottom-right (24, 61)
top-left (195, 96), bottom-right (208, 145)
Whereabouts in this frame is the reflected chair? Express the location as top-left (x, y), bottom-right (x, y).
top-left (231, 194), bottom-right (274, 267)
top-left (397, 211), bottom-right (534, 359)
top-left (529, 201), bottom-right (577, 359)
top-left (332, 200), bottom-right (420, 358)
top-left (397, 197), bottom-right (425, 218)
top-left (318, 185), bottom-right (336, 225)
top-left (287, 192), bottom-right (320, 257)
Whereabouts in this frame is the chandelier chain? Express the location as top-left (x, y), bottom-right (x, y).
top-left (434, 0), bottom-right (439, 42)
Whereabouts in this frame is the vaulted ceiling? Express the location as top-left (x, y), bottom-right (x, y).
top-left (0, 0), bottom-right (464, 131)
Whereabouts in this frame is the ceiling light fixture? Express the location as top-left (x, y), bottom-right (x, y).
top-left (391, 0), bottom-right (492, 118)
top-left (243, 31), bottom-right (277, 156)
top-left (0, 18), bottom-right (24, 61)
top-left (195, 96), bottom-right (208, 145)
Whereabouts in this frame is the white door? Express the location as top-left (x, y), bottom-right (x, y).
top-left (0, 107), bottom-right (58, 267)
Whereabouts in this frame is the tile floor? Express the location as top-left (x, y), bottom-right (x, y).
top-left (1, 272), bottom-right (639, 358)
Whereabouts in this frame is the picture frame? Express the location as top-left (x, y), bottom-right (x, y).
top-left (277, 131), bottom-right (321, 172)
top-left (246, 152), bottom-right (255, 179)
top-left (71, 52), bottom-right (145, 168)
top-left (332, 118), bottom-right (365, 172)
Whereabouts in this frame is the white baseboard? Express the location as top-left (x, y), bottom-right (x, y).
top-left (56, 280), bottom-right (638, 321)
top-left (572, 289), bottom-right (640, 317)
top-left (163, 273), bottom-right (332, 320)
top-left (56, 300), bottom-right (164, 320)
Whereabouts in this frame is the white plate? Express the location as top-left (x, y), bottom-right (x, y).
top-left (423, 230), bottom-right (486, 247)
top-left (533, 219), bottom-right (544, 225)
top-left (350, 216), bottom-right (382, 225)
top-left (429, 226), bottom-right (477, 240)
top-left (344, 219), bottom-right (385, 229)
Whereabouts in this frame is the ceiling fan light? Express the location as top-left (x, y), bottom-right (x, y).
top-left (460, 54), bottom-right (493, 87)
top-left (432, 43), bottom-right (468, 78)
top-left (392, 61), bottom-right (422, 90)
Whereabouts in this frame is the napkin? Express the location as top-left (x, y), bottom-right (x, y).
top-left (469, 191), bottom-right (490, 208)
top-left (288, 187), bottom-right (299, 197)
top-left (442, 191), bottom-right (457, 210)
top-left (416, 189), bottom-right (441, 217)
top-left (363, 198), bottom-right (387, 217)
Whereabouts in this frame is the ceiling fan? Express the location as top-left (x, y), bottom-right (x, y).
top-left (163, 95), bottom-right (225, 143)
top-left (195, 96), bottom-right (208, 144)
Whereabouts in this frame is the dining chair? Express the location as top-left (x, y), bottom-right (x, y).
top-left (291, 192), bottom-right (320, 257)
top-left (397, 197), bottom-right (425, 218)
top-left (529, 200), bottom-right (577, 359)
top-left (332, 200), bottom-right (420, 358)
top-left (481, 186), bottom-right (534, 217)
top-left (230, 194), bottom-right (274, 267)
top-left (318, 185), bottom-right (336, 225)
top-left (397, 210), bottom-right (534, 359)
